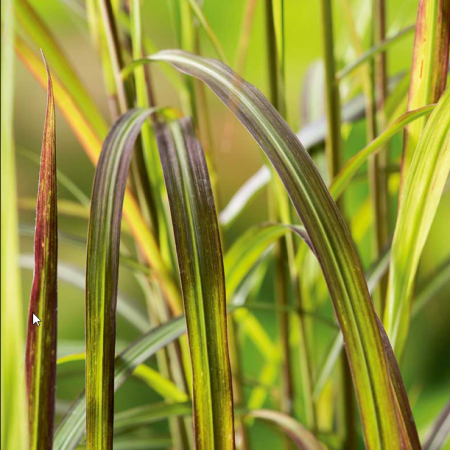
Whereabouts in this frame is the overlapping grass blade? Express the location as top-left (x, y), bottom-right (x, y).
top-left (15, 18), bottom-right (178, 307)
top-left (330, 104), bottom-right (435, 200)
top-left (1, 1), bottom-right (28, 448)
top-left (124, 49), bottom-right (403, 449)
top-left (25, 54), bottom-right (58, 450)
top-left (155, 118), bottom-right (234, 450)
top-left (19, 254), bottom-right (150, 333)
top-left (85, 107), bottom-right (163, 449)
top-left (53, 317), bottom-right (186, 450)
top-left (400, 0), bottom-right (450, 187)
top-left (56, 353), bottom-right (188, 402)
top-left (384, 87), bottom-right (450, 355)
top-left (248, 410), bottom-right (325, 450)
top-left (114, 401), bottom-right (192, 435)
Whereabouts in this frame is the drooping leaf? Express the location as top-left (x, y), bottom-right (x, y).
top-left (384, 87), bottom-right (450, 355)
top-left (1, 1), bottom-right (28, 448)
top-left (124, 50), bottom-right (403, 449)
top-left (247, 410), bottom-right (325, 450)
top-left (25, 54), bottom-right (58, 450)
top-left (155, 118), bottom-right (234, 450)
top-left (400, 0), bottom-right (450, 187)
top-left (85, 107), bottom-right (167, 450)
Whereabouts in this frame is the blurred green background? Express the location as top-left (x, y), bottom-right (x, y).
top-left (13, 0), bottom-right (450, 448)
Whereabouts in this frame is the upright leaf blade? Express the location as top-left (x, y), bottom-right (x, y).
top-left (401, 0), bottom-right (450, 186)
top-left (124, 50), bottom-right (403, 449)
top-left (25, 54), bottom-right (58, 450)
top-left (85, 108), bottom-right (156, 450)
top-left (385, 87), bottom-right (450, 355)
top-left (1, 0), bottom-right (28, 448)
top-left (156, 118), bottom-right (234, 450)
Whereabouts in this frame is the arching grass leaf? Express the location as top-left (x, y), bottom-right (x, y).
top-left (124, 50), bottom-right (403, 449)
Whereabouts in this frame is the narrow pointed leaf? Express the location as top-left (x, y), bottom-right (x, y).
top-left (330, 104), bottom-right (435, 200)
top-left (124, 50), bottom-right (403, 449)
top-left (25, 55), bottom-right (58, 450)
top-left (1, 1), bottom-right (28, 448)
top-left (155, 118), bottom-right (235, 450)
top-left (384, 87), bottom-right (450, 355)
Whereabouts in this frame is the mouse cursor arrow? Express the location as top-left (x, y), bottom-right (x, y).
top-left (32, 314), bottom-right (41, 326)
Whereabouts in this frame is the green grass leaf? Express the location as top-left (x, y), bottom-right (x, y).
top-left (247, 410), bottom-right (325, 450)
top-left (85, 107), bottom-right (161, 449)
top-left (53, 317), bottom-right (186, 450)
top-left (156, 118), bottom-right (234, 449)
top-left (384, 87), bottom-right (450, 356)
top-left (25, 54), bottom-right (58, 450)
top-left (1, 0), bottom-right (28, 448)
top-left (114, 401), bottom-right (192, 435)
top-left (124, 49), bottom-right (403, 449)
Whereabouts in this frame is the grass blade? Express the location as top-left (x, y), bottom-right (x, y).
top-left (330, 104), bottom-right (435, 200)
top-left (25, 54), bottom-right (58, 450)
top-left (384, 87), bottom-right (450, 355)
top-left (54, 316), bottom-right (186, 450)
top-left (19, 254), bottom-right (150, 333)
top-left (1, 1), bottom-right (28, 448)
top-left (401, 0), bottom-right (450, 187)
top-left (85, 107), bottom-right (159, 449)
top-left (156, 118), bottom-right (234, 449)
top-left (124, 50), bottom-right (403, 449)
top-left (423, 398), bottom-right (450, 450)
top-left (248, 410), bottom-right (325, 450)
top-left (114, 401), bottom-right (192, 435)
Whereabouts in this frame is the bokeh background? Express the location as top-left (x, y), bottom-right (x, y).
top-left (13, 0), bottom-right (450, 448)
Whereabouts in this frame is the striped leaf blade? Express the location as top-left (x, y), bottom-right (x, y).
top-left (124, 50), bottom-right (403, 449)
top-left (385, 87), bottom-right (450, 355)
top-left (25, 54), bottom-right (58, 450)
top-left (85, 108), bottom-right (157, 450)
top-left (155, 118), bottom-right (234, 450)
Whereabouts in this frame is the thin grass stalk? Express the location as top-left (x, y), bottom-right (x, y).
top-left (370, 0), bottom-right (390, 306)
top-left (265, 0), bottom-right (295, 429)
top-left (128, 3), bottom-right (191, 448)
top-left (1, 1), bottom-right (28, 448)
top-left (319, 1), bottom-right (357, 446)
